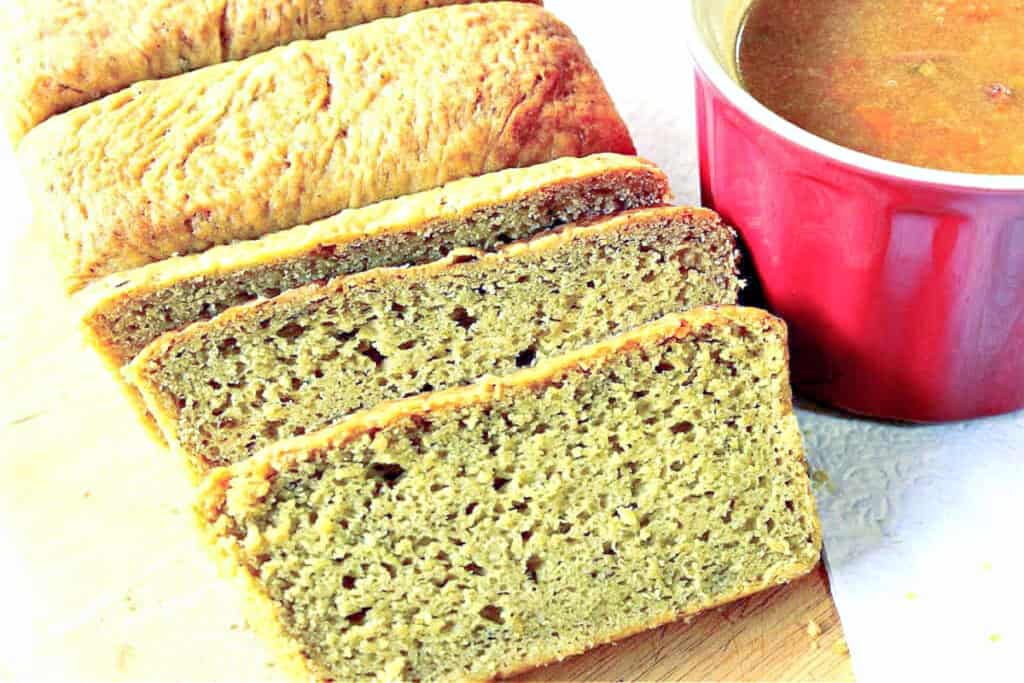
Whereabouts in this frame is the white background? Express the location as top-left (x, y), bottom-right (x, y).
top-left (1, 1), bottom-right (1021, 681)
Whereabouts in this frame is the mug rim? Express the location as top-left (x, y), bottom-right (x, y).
top-left (681, 1), bottom-right (1024, 192)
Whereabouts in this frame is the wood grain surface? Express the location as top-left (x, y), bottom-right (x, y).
top-left (0, 230), bottom-right (852, 682)
top-left (522, 565), bottom-right (851, 682)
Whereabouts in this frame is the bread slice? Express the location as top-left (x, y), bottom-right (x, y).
top-left (80, 154), bottom-right (671, 369)
top-left (18, 3), bottom-right (633, 292)
top-left (125, 206), bottom-right (741, 473)
top-left (196, 306), bottom-right (822, 681)
top-left (2, 0), bottom-right (540, 144)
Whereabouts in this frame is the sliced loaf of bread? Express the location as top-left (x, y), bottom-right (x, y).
top-left (81, 154), bottom-right (670, 369)
top-left (126, 206), bottom-right (741, 472)
top-left (197, 306), bottom-right (822, 681)
top-left (19, 3), bottom-right (633, 291)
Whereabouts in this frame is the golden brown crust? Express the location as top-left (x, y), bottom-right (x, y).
top-left (116, 376), bottom-right (169, 448)
top-left (193, 483), bottom-right (320, 681)
top-left (77, 154), bottom-right (671, 368)
top-left (128, 364), bottom-right (208, 481)
top-left (19, 3), bottom-right (633, 292)
top-left (1, 0), bottom-right (542, 144)
top-left (72, 310), bottom-right (167, 447)
top-left (196, 306), bottom-right (820, 682)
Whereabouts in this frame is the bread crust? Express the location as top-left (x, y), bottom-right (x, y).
top-left (19, 3), bottom-right (633, 291)
top-left (124, 205), bottom-right (738, 474)
top-left (1, 0), bottom-right (541, 144)
top-left (78, 154), bottom-right (671, 368)
top-left (195, 305), bottom-right (822, 682)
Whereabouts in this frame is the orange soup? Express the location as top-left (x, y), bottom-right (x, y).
top-left (737, 0), bottom-right (1024, 175)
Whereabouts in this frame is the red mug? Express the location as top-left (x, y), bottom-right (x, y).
top-left (683, 0), bottom-right (1024, 422)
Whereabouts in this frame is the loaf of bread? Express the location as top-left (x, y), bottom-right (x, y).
top-left (197, 306), bottom-right (822, 681)
top-left (2, 0), bottom-right (539, 144)
top-left (126, 206), bottom-right (741, 473)
top-left (19, 3), bottom-right (633, 292)
top-left (81, 154), bottom-right (671, 369)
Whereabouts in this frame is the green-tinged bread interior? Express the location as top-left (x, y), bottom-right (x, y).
top-left (83, 156), bottom-right (670, 367)
top-left (128, 207), bottom-right (741, 470)
top-left (200, 307), bottom-right (820, 681)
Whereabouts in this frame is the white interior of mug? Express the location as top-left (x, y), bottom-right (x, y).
top-left (682, 0), bottom-right (1024, 191)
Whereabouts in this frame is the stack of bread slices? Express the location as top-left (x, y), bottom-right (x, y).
top-left (11, 2), bottom-right (821, 680)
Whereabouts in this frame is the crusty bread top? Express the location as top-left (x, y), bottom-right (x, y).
top-left (77, 154), bottom-right (668, 312)
top-left (19, 3), bottom-right (634, 292)
top-left (1, 0), bottom-right (541, 144)
top-left (197, 305), bottom-right (786, 508)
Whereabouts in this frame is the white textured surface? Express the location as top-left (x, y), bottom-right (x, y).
top-left (0, 2), bottom-right (1020, 681)
top-left (801, 406), bottom-right (1023, 681)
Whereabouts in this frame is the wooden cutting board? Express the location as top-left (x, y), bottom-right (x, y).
top-left (0, 229), bottom-right (853, 682)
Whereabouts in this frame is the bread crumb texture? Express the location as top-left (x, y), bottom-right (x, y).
top-left (1, 0), bottom-right (540, 143)
top-left (127, 207), bottom-right (741, 471)
top-left (18, 2), bottom-right (633, 290)
top-left (80, 154), bottom-right (670, 367)
top-left (198, 306), bottom-right (822, 681)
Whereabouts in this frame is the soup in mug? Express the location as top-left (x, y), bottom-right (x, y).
top-left (737, 0), bottom-right (1024, 175)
